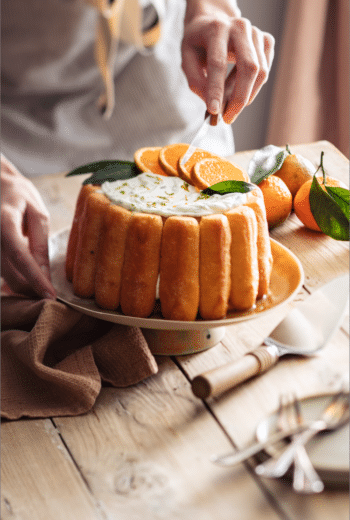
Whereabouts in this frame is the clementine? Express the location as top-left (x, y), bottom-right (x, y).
top-left (258, 176), bottom-right (293, 229)
top-left (178, 148), bottom-right (220, 183)
top-left (274, 151), bottom-right (315, 199)
top-left (134, 147), bottom-right (168, 176)
top-left (192, 157), bottom-right (249, 190)
top-left (159, 143), bottom-right (189, 177)
top-left (294, 175), bottom-right (347, 231)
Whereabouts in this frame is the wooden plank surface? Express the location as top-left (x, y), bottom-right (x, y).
top-left (52, 358), bottom-right (282, 520)
top-left (1, 420), bottom-right (101, 520)
top-left (1, 141), bottom-right (349, 520)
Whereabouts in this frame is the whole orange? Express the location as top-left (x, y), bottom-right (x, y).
top-left (294, 175), bottom-right (347, 231)
top-left (258, 176), bottom-right (293, 229)
top-left (274, 153), bottom-right (315, 198)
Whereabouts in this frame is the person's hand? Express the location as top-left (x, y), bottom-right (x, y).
top-left (1, 155), bottom-right (56, 299)
top-left (182, 0), bottom-right (275, 123)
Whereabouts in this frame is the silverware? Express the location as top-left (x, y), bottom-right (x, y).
top-left (179, 111), bottom-right (218, 166)
top-left (255, 390), bottom-right (349, 479)
top-left (191, 274), bottom-right (349, 399)
top-left (277, 393), bottom-right (324, 494)
top-left (210, 394), bottom-right (311, 469)
top-left (210, 424), bottom-right (306, 467)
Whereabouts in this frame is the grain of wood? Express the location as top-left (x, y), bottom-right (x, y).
top-left (1, 420), bottom-right (103, 520)
top-left (53, 358), bottom-right (281, 520)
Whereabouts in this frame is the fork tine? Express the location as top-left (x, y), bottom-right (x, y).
top-left (291, 393), bottom-right (303, 428)
top-left (280, 392), bottom-right (298, 432)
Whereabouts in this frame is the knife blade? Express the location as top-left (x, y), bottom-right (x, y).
top-left (180, 111), bottom-right (219, 166)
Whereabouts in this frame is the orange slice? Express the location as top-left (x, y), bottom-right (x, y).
top-left (159, 143), bottom-right (190, 177)
top-left (178, 148), bottom-right (220, 184)
top-left (192, 157), bottom-right (249, 190)
top-left (134, 146), bottom-right (168, 176)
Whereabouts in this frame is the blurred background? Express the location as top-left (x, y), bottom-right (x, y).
top-left (233, 0), bottom-right (349, 158)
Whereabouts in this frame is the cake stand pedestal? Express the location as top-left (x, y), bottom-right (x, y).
top-left (141, 326), bottom-right (226, 356)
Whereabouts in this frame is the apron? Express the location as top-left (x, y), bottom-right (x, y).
top-left (1, 0), bottom-right (234, 177)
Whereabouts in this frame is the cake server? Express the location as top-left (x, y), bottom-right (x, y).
top-left (179, 111), bottom-right (219, 166)
top-left (191, 274), bottom-right (349, 399)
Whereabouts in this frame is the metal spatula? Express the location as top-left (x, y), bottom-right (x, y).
top-left (191, 274), bottom-right (349, 399)
top-left (179, 111), bottom-right (219, 166)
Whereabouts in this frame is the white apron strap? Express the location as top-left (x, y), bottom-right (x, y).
top-left (86, 0), bottom-right (161, 118)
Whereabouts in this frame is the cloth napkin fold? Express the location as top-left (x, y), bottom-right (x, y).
top-left (1, 297), bottom-right (158, 420)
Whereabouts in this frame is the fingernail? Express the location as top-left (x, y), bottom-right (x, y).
top-left (209, 99), bottom-right (220, 114)
top-left (224, 113), bottom-right (238, 125)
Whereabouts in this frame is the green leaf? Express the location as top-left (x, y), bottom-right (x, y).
top-left (309, 177), bottom-right (349, 241)
top-left (66, 160), bottom-right (134, 176)
top-left (65, 159), bottom-right (140, 185)
top-left (325, 186), bottom-right (350, 221)
top-left (82, 163), bottom-right (139, 185)
top-left (201, 180), bottom-right (256, 196)
top-left (248, 145), bottom-right (289, 185)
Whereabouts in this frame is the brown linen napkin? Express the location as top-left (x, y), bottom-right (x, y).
top-left (1, 297), bottom-right (158, 420)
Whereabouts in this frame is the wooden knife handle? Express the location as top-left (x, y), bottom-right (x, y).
top-left (191, 347), bottom-right (279, 399)
top-left (204, 110), bottom-right (218, 126)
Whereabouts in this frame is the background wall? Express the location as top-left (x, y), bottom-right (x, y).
top-left (232, 0), bottom-right (286, 152)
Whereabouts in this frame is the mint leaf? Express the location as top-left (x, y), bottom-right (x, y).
top-left (202, 180), bottom-right (256, 196)
top-left (309, 177), bottom-right (349, 241)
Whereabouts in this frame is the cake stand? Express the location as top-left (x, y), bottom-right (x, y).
top-left (49, 230), bottom-right (304, 355)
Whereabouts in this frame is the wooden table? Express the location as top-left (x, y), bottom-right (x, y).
top-left (2, 141), bottom-right (349, 520)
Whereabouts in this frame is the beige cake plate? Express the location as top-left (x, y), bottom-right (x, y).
top-left (49, 229), bottom-right (304, 355)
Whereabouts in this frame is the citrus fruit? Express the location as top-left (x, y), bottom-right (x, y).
top-left (191, 157), bottom-right (249, 190)
top-left (258, 176), bottom-right (293, 229)
top-left (159, 143), bottom-right (190, 177)
top-left (294, 175), bottom-right (347, 231)
top-left (274, 152), bottom-right (315, 199)
top-left (134, 146), bottom-right (168, 176)
top-left (178, 148), bottom-right (220, 183)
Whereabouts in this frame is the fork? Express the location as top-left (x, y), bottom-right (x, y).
top-left (256, 390), bottom-right (349, 480)
top-left (277, 393), bottom-right (324, 494)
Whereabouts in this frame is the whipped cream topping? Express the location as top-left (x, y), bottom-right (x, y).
top-left (101, 172), bottom-right (247, 217)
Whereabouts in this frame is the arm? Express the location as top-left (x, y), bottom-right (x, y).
top-left (182, 0), bottom-right (275, 123)
top-left (1, 155), bottom-right (56, 299)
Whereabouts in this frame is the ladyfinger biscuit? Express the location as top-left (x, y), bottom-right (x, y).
top-left (226, 206), bottom-right (259, 310)
top-left (244, 196), bottom-right (273, 299)
top-left (120, 213), bottom-right (163, 318)
top-left (72, 191), bottom-right (108, 298)
top-left (65, 184), bottom-right (98, 281)
top-left (159, 216), bottom-right (199, 321)
top-left (94, 204), bottom-right (132, 310)
top-left (199, 214), bottom-right (231, 320)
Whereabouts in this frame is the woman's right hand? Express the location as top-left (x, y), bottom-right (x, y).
top-left (1, 155), bottom-right (56, 299)
top-left (182, 0), bottom-right (275, 123)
